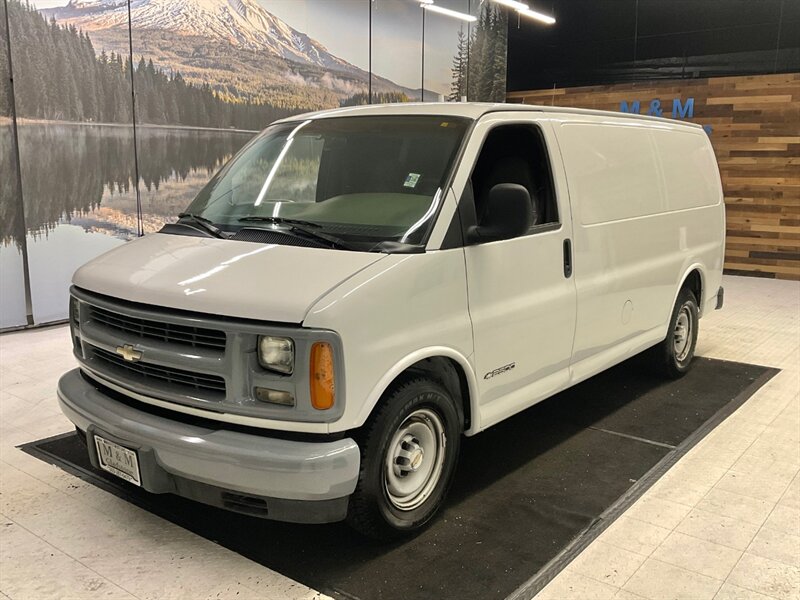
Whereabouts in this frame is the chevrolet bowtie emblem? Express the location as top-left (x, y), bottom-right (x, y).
top-left (116, 344), bottom-right (143, 362)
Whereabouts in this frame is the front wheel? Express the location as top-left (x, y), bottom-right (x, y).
top-left (346, 377), bottom-right (461, 540)
top-left (650, 288), bottom-right (699, 378)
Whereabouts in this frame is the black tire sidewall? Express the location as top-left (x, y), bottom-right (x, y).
top-left (357, 379), bottom-right (461, 534)
top-left (666, 289), bottom-right (699, 374)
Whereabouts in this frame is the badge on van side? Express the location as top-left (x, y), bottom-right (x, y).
top-left (484, 362), bottom-right (515, 380)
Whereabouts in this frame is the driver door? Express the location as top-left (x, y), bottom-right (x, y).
top-left (457, 115), bottom-right (577, 429)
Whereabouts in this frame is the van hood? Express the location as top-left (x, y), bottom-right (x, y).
top-left (73, 233), bottom-right (386, 323)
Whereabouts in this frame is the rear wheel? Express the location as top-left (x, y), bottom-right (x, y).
top-left (650, 288), bottom-right (699, 378)
top-left (347, 377), bottom-right (461, 540)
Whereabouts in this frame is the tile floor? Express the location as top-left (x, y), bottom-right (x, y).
top-left (536, 275), bottom-right (800, 600)
top-left (1, 275), bottom-right (798, 600)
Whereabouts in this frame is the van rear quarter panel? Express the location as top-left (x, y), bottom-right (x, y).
top-left (551, 114), bottom-right (724, 379)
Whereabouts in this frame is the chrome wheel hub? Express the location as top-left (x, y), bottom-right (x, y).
top-left (673, 304), bottom-right (693, 362)
top-left (384, 408), bottom-right (446, 511)
top-left (392, 434), bottom-right (425, 475)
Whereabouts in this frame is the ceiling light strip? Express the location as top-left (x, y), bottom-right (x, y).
top-left (518, 7), bottom-right (556, 24)
top-left (491, 0), bottom-right (530, 11)
top-left (420, 3), bottom-right (477, 22)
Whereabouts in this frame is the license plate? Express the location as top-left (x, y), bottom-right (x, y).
top-left (94, 435), bottom-right (141, 486)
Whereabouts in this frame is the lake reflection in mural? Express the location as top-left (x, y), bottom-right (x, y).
top-left (0, 120), bottom-right (28, 329)
top-left (2, 123), bottom-right (253, 323)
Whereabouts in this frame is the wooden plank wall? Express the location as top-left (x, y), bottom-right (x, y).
top-left (507, 73), bottom-right (800, 280)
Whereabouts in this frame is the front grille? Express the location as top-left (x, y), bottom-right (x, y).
top-left (89, 304), bottom-right (226, 351)
top-left (91, 346), bottom-right (226, 396)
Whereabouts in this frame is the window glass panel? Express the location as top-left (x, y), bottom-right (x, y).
top-left (187, 116), bottom-right (469, 245)
top-left (471, 125), bottom-right (558, 231)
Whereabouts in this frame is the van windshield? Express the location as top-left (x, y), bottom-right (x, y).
top-left (183, 115), bottom-right (470, 249)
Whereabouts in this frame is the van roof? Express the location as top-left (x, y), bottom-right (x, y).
top-left (274, 102), bottom-right (703, 129)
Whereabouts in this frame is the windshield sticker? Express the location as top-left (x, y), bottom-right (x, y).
top-left (404, 173), bottom-right (421, 188)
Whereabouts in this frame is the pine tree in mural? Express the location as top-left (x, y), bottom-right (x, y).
top-left (0, 16), bottom-right (10, 119)
top-left (450, 26), bottom-right (468, 102)
top-left (457, 2), bottom-right (507, 103)
top-left (489, 10), bottom-right (508, 101)
top-left (340, 91), bottom-right (410, 106)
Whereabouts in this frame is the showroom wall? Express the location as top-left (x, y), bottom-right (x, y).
top-left (508, 73), bottom-right (800, 279)
top-left (0, 0), bottom-right (508, 329)
top-left (507, 0), bottom-right (799, 280)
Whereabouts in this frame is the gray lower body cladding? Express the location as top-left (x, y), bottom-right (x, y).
top-left (57, 369), bottom-right (360, 524)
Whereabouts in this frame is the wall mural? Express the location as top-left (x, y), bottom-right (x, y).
top-left (1, 0), bottom-right (30, 328)
top-left (1, 0), bottom-right (508, 327)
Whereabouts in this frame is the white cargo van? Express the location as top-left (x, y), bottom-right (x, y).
top-left (58, 103), bottom-right (725, 538)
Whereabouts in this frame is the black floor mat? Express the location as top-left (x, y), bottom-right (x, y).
top-left (23, 357), bottom-right (775, 600)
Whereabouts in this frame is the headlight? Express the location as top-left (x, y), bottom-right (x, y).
top-left (257, 336), bottom-right (294, 374)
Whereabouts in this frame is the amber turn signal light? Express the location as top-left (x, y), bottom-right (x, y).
top-left (310, 342), bottom-right (335, 410)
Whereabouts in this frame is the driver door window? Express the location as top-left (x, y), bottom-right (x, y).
top-left (468, 124), bottom-right (558, 236)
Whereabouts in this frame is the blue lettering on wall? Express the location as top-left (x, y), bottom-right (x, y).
top-left (672, 98), bottom-right (694, 119)
top-left (620, 100), bottom-right (641, 113)
top-left (618, 96), bottom-right (710, 135)
top-left (648, 99), bottom-right (663, 117)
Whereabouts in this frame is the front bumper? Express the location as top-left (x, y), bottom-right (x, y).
top-left (57, 369), bottom-right (360, 523)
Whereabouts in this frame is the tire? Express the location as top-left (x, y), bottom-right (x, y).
top-left (650, 287), bottom-right (699, 379)
top-left (346, 377), bottom-right (462, 540)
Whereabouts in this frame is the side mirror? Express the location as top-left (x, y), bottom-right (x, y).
top-left (468, 183), bottom-right (533, 243)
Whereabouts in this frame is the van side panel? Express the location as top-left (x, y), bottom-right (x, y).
top-left (652, 126), bottom-right (726, 317)
top-left (567, 122), bottom-right (667, 225)
top-left (552, 116), bottom-right (724, 384)
top-left (652, 127), bottom-right (723, 212)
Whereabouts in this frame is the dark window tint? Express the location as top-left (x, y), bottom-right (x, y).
top-left (469, 125), bottom-right (558, 234)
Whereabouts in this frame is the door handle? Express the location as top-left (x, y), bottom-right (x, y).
top-left (563, 239), bottom-right (573, 278)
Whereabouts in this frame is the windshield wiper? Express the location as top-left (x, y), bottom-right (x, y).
top-left (238, 216), bottom-right (322, 228)
top-left (177, 213), bottom-right (228, 239)
top-left (237, 216), bottom-right (359, 251)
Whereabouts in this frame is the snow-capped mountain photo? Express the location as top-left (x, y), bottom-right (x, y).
top-left (11, 0), bottom-right (507, 130)
top-left (45, 0), bottom-right (359, 73)
top-left (39, 0), bottom-right (427, 113)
